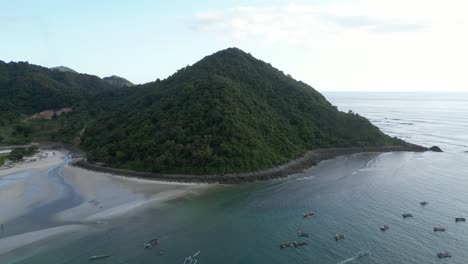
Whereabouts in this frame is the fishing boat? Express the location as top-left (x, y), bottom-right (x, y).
top-left (298, 231), bottom-right (309, 237)
top-left (437, 252), bottom-right (451, 258)
top-left (334, 234), bottom-right (345, 241)
top-left (303, 211), bottom-right (316, 218)
top-left (89, 255), bottom-right (110, 261)
top-left (144, 238), bottom-right (160, 248)
top-left (279, 241), bottom-right (308, 249)
top-left (280, 242), bottom-right (294, 249)
top-left (293, 241), bottom-right (308, 247)
top-left (420, 201), bottom-right (428, 206)
top-left (380, 225), bottom-right (390, 231)
top-left (355, 250), bottom-right (370, 258)
top-left (455, 217), bottom-right (466, 222)
top-left (184, 251), bottom-right (200, 264)
top-left (433, 227), bottom-right (446, 232)
top-left (402, 213), bottom-right (413, 218)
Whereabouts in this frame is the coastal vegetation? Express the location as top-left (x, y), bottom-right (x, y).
top-left (8, 145), bottom-right (38, 161)
top-left (0, 60), bottom-right (133, 144)
top-left (82, 48), bottom-right (404, 174)
top-left (1, 48), bottom-right (405, 175)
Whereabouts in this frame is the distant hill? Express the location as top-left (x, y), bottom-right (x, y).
top-left (82, 48), bottom-right (404, 174)
top-left (50, 66), bottom-right (77, 73)
top-left (0, 60), bottom-right (131, 144)
top-left (0, 61), bottom-right (115, 118)
top-left (103, 75), bottom-right (134, 87)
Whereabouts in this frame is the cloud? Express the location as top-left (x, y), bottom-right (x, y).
top-left (188, 3), bottom-right (428, 45)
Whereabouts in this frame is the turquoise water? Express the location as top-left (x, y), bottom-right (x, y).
top-left (2, 92), bottom-right (468, 263)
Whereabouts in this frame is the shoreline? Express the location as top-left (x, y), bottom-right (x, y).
top-left (74, 144), bottom-right (429, 184)
top-left (0, 149), bottom-right (210, 256)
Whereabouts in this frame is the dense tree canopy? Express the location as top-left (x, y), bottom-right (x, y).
top-left (82, 48), bottom-right (404, 174)
top-left (0, 60), bottom-right (134, 143)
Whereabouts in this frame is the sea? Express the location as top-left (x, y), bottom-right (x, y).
top-left (1, 92), bottom-right (468, 264)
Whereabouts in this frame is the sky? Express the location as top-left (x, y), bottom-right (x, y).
top-left (1, 0), bottom-right (468, 92)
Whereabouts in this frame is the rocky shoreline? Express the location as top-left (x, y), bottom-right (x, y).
top-left (73, 144), bottom-right (433, 184)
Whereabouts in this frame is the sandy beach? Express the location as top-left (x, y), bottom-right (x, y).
top-left (0, 149), bottom-right (209, 256)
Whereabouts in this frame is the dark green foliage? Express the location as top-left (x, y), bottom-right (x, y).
top-left (0, 60), bottom-right (134, 144)
top-left (8, 145), bottom-right (38, 161)
top-left (0, 155), bottom-right (4, 166)
top-left (82, 48), bottom-right (404, 174)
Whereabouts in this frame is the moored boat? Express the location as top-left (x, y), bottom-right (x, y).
top-left (335, 234), bottom-right (345, 241)
top-left (402, 213), bottom-right (413, 218)
top-left (303, 211), bottom-right (316, 218)
top-left (420, 201), bottom-right (428, 206)
top-left (183, 251), bottom-right (200, 264)
top-left (437, 252), bottom-right (451, 258)
top-left (298, 230), bottom-right (309, 237)
top-left (455, 217), bottom-right (466, 222)
top-left (144, 238), bottom-right (160, 248)
top-left (433, 227), bottom-right (446, 232)
top-left (280, 241), bottom-right (308, 249)
top-left (89, 255), bottom-right (110, 261)
top-left (380, 225), bottom-right (390, 231)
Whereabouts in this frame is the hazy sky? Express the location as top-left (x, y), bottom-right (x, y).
top-left (2, 0), bottom-right (468, 92)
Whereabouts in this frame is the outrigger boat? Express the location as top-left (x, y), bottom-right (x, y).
top-left (298, 231), bottom-right (309, 237)
top-left (89, 255), bottom-right (110, 261)
top-left (144, 238), bottom-right (160, 248)
top-left (355, 250), bottom-right (370, 259)
top-left (334, 234), bottom-right (345, 241)
top-left (184, 251), bottom-right (200, 264)
top-left (279, 241), bottom-right (308, 249)
top-left (380, 225), bottom-right (390, 231)
top-left (433, 227), bottom-right (446, 232)
top-left (303, 211), bottom-right (316, 218)
top-left (455, 217), bottom-right (466, 222)
top-left (420, 201), bottom-right (428, 206)
top-left (437, 252), bottom-right (451, 258)
top-left (402, 213), bottom-right (413, 218)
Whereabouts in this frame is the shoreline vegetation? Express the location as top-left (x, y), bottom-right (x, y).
top-left (74, 144), bottom-right (430, 184)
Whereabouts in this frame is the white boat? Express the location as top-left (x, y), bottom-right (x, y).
top-left (144, 238), bottom-right (159, 248)
top-left (184, 251), bottom-right (200, 264)
top-left (89, 255), bottom-right (110, 261)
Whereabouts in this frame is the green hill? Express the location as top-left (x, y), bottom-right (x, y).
top-left (0, 60), bottom-right (130, 144)
top-left (103, 75), bottom-right (134, 87)
top-left (82, 48), bottom-right (404, 174)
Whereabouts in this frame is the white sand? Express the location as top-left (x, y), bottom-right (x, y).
top-left (0, 150), bottom-right (66, 223)
top-left (56, 165), bottom-right (209, 222)
top-left (0, 225), bottom-right (86, 255)
top-left (0, 150), bottom-right (65, 177)
top-left (0, 149), bottom-right (211, 255)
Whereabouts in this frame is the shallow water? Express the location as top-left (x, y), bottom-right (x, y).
top-left (1, 92), bottom-right (468, 264)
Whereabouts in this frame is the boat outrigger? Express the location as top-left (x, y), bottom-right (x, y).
top-left (355, 250), bottom-right (370, 259)
top-left (334, 234), bottom-right (345, 241)
top-left (89, 255), bottom-right (110, 261)
top-left (184, 251), bottom-right (200, 264)
top-left (380, 225), bottom-right (390, 231)
top-left (298, 231), bottom-right (309, 237)
top-left (437, 252), bottom-right (451, 258)
top-left (433, 227), bottom-right (446, 232)
top-left (455, 217), bottom-right (466, 222)
top-left (279, 241), bottom-right (308, 249)
top-left (144, 238), bottom-right (160, 248)
top-left (303, 211), bottom-right (316, 218)
top-left (402, 213), bottom-right (413, 218)
top-left (420, 201), bottom-right (428, 206)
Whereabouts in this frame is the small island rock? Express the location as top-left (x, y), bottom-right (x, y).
top-left (429, 146), bottom-right (443, 152)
